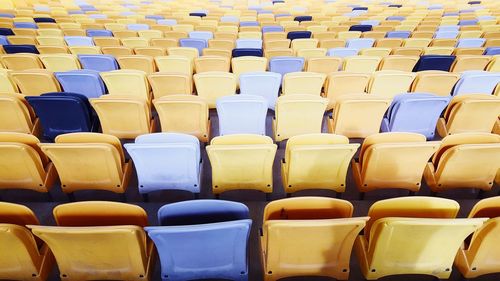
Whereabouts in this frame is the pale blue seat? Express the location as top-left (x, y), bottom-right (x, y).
top-left (216, 95), bottom-right (268, 135)
top-left (127, 24), bottom-right (149, 30)
top-left (262, 26), bottom-right (283, 33)
top-left (434, 31), bottom-right (459, 39)
top-left (13, 22), bottom-right (37, 29)
top-left (86, 29), bottom-right (113, 37)
top-left (221, 15), bottom-right (239, 22)
top-left (54, 70), bottom-right (105, 99)
top-left (269, 56), bottom-right (304, 78)
top-left (455, 38), bottom-right (486, 48)
top-left (346, 38), bottom-right (375, 50)
top-left (239, 72), bottom-right (281, 110)
top-left (189, 31), bottom-right (213, 40)
top-left (88, 14), bottom-right (107, 19)
top-left (157, 19), bottom-right (177, 26)
top-left (452, 71), bottom-right (500, 96)
top-left (235, 39), bottom-right (263, 49)
top-left (124, 133), bottom-right (201, 194)
top-left (381, 93), bottom-right (450, 139)
top-left (145, 200), bottom-right (251, 281)
top-left (386, 16), bottom-right (405, 21)
top-left (240, 21), bottom-right (259, 26)
top-left (78, 54), bottom-right (119, 72)
top-left (386, 31), bottom-right (411, 38)
top-left (437, 25), bottom-right (460, 32)
top-left (327, 47), bottom-right (358, 57)
top-left (179, 38), bottom-right (207, 55)
top-left (64, 36), bottom-right (94, 46)
top-left (0, 35), bottom-right (9, 45)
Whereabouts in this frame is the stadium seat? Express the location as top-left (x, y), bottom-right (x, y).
top-left (54, 70), bottom-right (106, 98)
top-left (10, 69), bottom-right (61, 96)
top-left (268, 56), bottom-right (304, 78)
top-left (410, 70), bottom-right (460, 96)
top-left (239, 72), bottom-right (281, 110)
top-left (193, 71), bottom-right (236, 108)
top-left (100, 69), bottom-right (151, 100)
top-left (216, 95), bottom-right (267, 135)
top-left (282, 72), bottom-right (326, 96)
top-left (1, 53), bottom-right (43, 70)
top-left (324, 72), bottom-right (371, 109)
top-left (194, 56), bottom-right (230, 73)
top-left (452, 71), bottom-right (500, 95)
top-left (366, 71), bottom-right (416, 97)
top-left (413, 55), bottom-right (456, 71)
top-left (78, 54), bottom-right (119, 72)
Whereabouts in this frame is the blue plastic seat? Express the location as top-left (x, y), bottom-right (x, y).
top-left (124, 133), bottom-right (201, 195)
top-left (485, 47), bottom-right (500, 55)
top-left (78, 54), bottom-right (119, 72)
top-left (239, 72), bottom-right (281, 110)
top-left (327, 47), bottom-right (359, 57)
top-left (55, 70), bottom-right (106, 98)
top-left (477, 15), bottom-right (494, 20)
top-left (86, 29), bottom-right (113, 37)
top-left (88, 14), bottom-right (107, 19)
top-left (455, 38), bottom-right (486, 48)
top-left (3, 44), bottom-right (39, 54)
top-left (145, 200), bottom-right (251, 281)
top-left (33, 17), bottom-right (55, 23)
top-left (269, 56), bottom-right (304, 78)
top-left (428, 4), bottom-right (443, 9)
top-left (353, 6), bottom-right (368, 10)
top-left (437, 25), bottom-right (460, 32)
top-left (64, 36), bottom-right (94, 46)
top-left (434, 31), bottom-right (459, 39)
top-left (287, 31), bottom-right (312, 40)
top-left (25, 93), bottom-right (95, 141)
top-left (188, 31), bottom-right (213, 40)
top-left (346, 38), bottom-right (375, 50)
top-left (459, 19), bottom-right (478, 26)
top-left (0, 28), bottom-right (14, 36)
top-left (189, 12), bottom-right (206, 17)
top-left (262, 26), bottom-right (284, 33)
top-left (240, 21), bottom-right (259, 26)
top-left (452, 71), bottom-right (500, 96)
top-left (235, 39), bottom-right (262, 49)
top-left (13, 22), bottom-right (37, 29)
top-left (386, 31), bottom-right (411, 38)
top-left (349, 25), bottom-right (372, 32)
top-left (145, 15), bottom-right (164, 20)
top-left (443, 12), bottom-right (459, 16)
top-left (232, 48), bottom-right (263, 57)
top-left (0, 35), bottom-right (9, 45)
top-left (220, 15), bottom-right (239, 23)
top-left (127, 24), bottom-right (149, 31)
top-left (0, 13), bottom-right (15, 18)
top-left (179, 38), bottom-right (207, 55)
top-left (294, 16), bottom-right (312, 22)
top-left (157, 19), bottom-right (177, 26)
top-left (412, 55), bottom-right (456, 72)
top-left (216, 95), bottom-right (268, 135)
top-left (388, 4), bottom-right (403, 7)
top-left (386, 16), bottom-right (405, 21)
top-left (381, 93), bottom-right (450, 139)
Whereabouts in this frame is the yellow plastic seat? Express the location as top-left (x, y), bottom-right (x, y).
top-left (231, 56), bottom-right (267, 80)
top-left (410, 70), bottom-right (460, 96)
top-left (172, 24), bottom-right (194, 33)
top-left (431, 39), bottom-right (458, 47)
top-left (424, 47), bottom-right (455, 55)
top-left (305, 57), bottom-right (341, 74)
top-left (116, 55), bottom-right (156, 74)
top-left (1, 54), bottom-right (44, 70)
top-left (69, 46), bottom-right (102, 55)
top-left (63, 29), bottom-right (86, 37)
top-left (282, 72), bottom-right (326, 96)
top-left (104, 23), bottom-right (126, 31)
top-left (121, 37), bottom-right (150, 48)
top-left (133, 47), bottom-right (166, 57)
top-left (355, 196), bottom-right (485, 279)
top-left (342, 56), bottom-right (382, 73)
top-left (403, 38), bottom-right (432, 47)
top-left (193, 71), bottom-right (236, 108)
top-left (391, 47), bottom-right (423, 56)
top-left (150, 38), bottom-right (178, 49)
top-left (323, 72), bottom-right (371, 109)
top-left (7, 36), bottom-right (37, 45)
top-left (319, 39), bottom-right (346, 49)
top-left (273, 95), bottom-right (328, 142)
top-left (10, 69), bottom-right (61, 96)
top-left (114, 32), bottom-right (139, 39)
top-left (352, 132), bottom-right (439, 194)
top-left (37, 46), bottom-right (71, 54)
top-left (328, 94), bottom-right (391, 138)
top-left (460, 30), bottom-right (483, 39)
top-left (437, 94), bottom-right (500, 136)
top-left (147, 73), bottom-right (192, 98)
top-left (29, 201), bottom-right (154, 281)
top-left (378, 55), bottom-right (419, 71)
top-left (424, 133), bottom-right (500, 193)
top-left (206, 134), bottom-right (277, 194)
top-left (453, 47), bottom-right (486, 56)
top-left (207, 39), bottom-right (234, 51)
top-left (264, 39), bottom-right (290, 50)
top-left (375, 38), bottom-right (403, 48)
top-left (202, 48), bottom-right (232, 58)
top-left (450, 55), bottom-right (491, 72)
top-left (359, 47), bottom-right (392, 57)
top-left (238, 31), bottom-right (262, 39)
top-left (263, 32), bottom-right (287, 41)
top-left (486, 55), bottom-right (500, 71)
top-left (337, 31), bottom-right (361, 39)
top-left (0, 92), bottom-right (39, 135)
top-left (0, 132), bottom-right (56, 192)
top-left (296, 48), bottom-right (327, 59)
top-left (362, 31), bottom-right (386, 39)
top-left (100, 69), bottom-right (151, 101)
top-left (456, 197), bottom-right (500, 278)
top-left (164, 31), bottom-right (188, 41)
top-left (37, 29), bottom-right (63, 37)
top-left (194, 56), bottom-right (230, 73)
top-left (264, 48), bottom-right (294, 59)
top-left (90, 96), bottom-right (154, 139)
top-left (166, 47), bottom-right (199, 62)
top-left (101, 46), bottom-right (134, 57)
top-left (93, 37), bottom-right (121, 47)
top-left (39, 54), bottom-right (81, 72)
top-left (366, 71), bottom-right (416, 98)
top-left (0, 202), bottom-right (54, 281)
top-left (261, 197), bottom-right (368, 281)
top-left (154, 55), bottom-right (193, 75)
top-left (290, 38), bottom-right (319, 53)
top-left (36, 36), bottom-right (65, 46)
top-left (282, 134), bottom-right (359, 194)
top-left (0, 70), bottom-right (18, 93)
top-left (138, 30), bottom-right (163, 39)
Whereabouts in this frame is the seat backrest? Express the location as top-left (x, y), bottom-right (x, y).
top-left (413, 55), bottom-right (456, 71)
top-left (167, 47), bottom-right (199, 61)
top-left (456, 38), bottom-right (485, 48)
top-left (3, 44), bottom-right (39, 54)
top-left (216, 95), bottom-right (268, 135)
top-left (239, 72), bottom-right (281, 109)
top-left (0, 70), bottom-right (18, 93)
top-left (410, 70), bottom-right (460, 96)
top-left (179, 38), bottom-right (207, 55)
top-left (327, 47), bottom-right (358, 57)
top-left (64, 36), bottom-right (94, 46)
top-left (282, 72), bottom-right (326, 96)
top-left (0, 201), bottom-right (39, 225)
top-left (1, 53), bottom-right (43, 70)
top-left (100, 70), bottom-right (150, 100)
top-left (154, 55), bottom-right (193, 75)
top-left (147, 73), bottom-right (192, 98)
top-left (452, 71), bottom-right (500, 96)
top-left (10, 69), bottom-right (61, 96)
top-left (367, 71), bottom-right (416, 97)
top-left (116, 55), bottom-right (157, 74)
top-left (444, 95), bottom-right (500, 134)
top-left (346, 38), bottom-right (375, 50)
top-left (268, 56), bottom-right (304, 77)
top-left (39, 54), bottom-right (81, 72)
top-left (378, 55), bottom-right (419, 72)
top-left (78, 54), bottom-right (119, 72)
top-left (194, 56), bottom-right (230, 73)
top-left (231, 48), bottom-right (264, 57)
top-left (0, 94), bottom-right (33, 133)
top-left (343, 55), bottom-right (381, 73)
top-left (193, 71), bottom-right (236, 108)
top-left (55, 70), bottom-right (105, 98)
top-left (231, 56), bottom-right (267, 77)
top-left (324, 72), bottom-right (371, 106)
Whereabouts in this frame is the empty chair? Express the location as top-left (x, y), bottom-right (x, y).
top-left (55, 70), bottom-right (105, 98)
top-left (328, 94), bottom-right (391, 138)
top-left (155, 56), bottom-right (193, 75)
top-left (145, 200), bottom-right (251, 281)
top-left (100, 70), bottom-right (150, 100)
top-left (3, 44), bottom-right (39, 54)
top-left (194, 56), bottom-right (230, 73)
top-left (437, 94), bottom-right (500, 136)
top-left (282, 72), bottom-right (326, 96)
top-left (216, 95), bottom-right (267, 135)
top-left (290, 39), bottom-right (318, 53)
top-left (206, 134), bottom-right (277, 195)
top-left (261, 197), bottom-right (368, 281)
top-left (127, 24), bottom-right (149, 31)
top-left (456, 38), bottom-right (486, 48)
top-left (366, 71), bottom-right (416, 97)
top-left (124, 133), bottom-right (201, 195)
top-left (343, 56), bottom-right (381, 73)
top-left (0, 92), bottom-right (37, 134)
top-left (424, 133), bottom-right (500, 193)
top-left (262, 26), bottom-right (284, 33)
top-left (231, 56), bottom-right (267, 79)
top-left (29, 201), bottom-right (154, 280)
top-left (179, 38), bottom-right (207, 55)
top-left (1, 53), bottom-right (43, 70)
top-left (38, 133), bottom-right (132, 194)
top-left (0, 202), bottom-right (54, 281)
top-left (232, 48), bottom-right (263, 57)
top-left (287, 31), bottom-right (312, 40)
top-left (410, 71), bottom-right (460, 96)
top-left (485, 47), bottom-right (500, 55)
top-left (193, 72), bottom-right (236, 108)
top-left (382, 93), bottom-right (450, 139)
top-left (450, 56), bottom-right (491, 72)
top-left (305, 57), bottom-right (342, 74)
top-left (153, 95), bottom-right (210, 142)
top-left (148, 73), bottom-right (192, 98)
top-left (86, 29), bottom-right (113, 37)
top-left (327, 47), bottom-right (358, 57)
top-left (452, 71), bottom-right (500, 96)
top-left (117, 55), bottom-right (156, 74)
top-left (282, 134), bottom-right (359, 194)
top-left (413, 55), bottom-right (456, 71)
top-left (39, 54), bottom-right (80, 72)
top-left (239, 72), bottom-right (281, 110)
top-left (324, 72), bottom-right (371, 109)
top-left (434, 30), bottom-right (459, 39)
top-left (189, 31), bottom-right (213, 40)
top-left (386, 31), bottom-right (411, 38)
top-left (378, 56), bottom-right (419, 72)
top-left (26, 93), bottom-right (96, 141)
top-left (355, 197), bottom-right (486, 279)
top-left (274, 95), bottom-right (328, 141)
top-left (268, 56), bottom-right (304, 78)
top-left (10, 69), bottom-right (61, 96)
top-left (78, 54), bottom-right (119, 72)
top-left (346, 38), bottom-right (375, 50)
top-left (236, 39), bottom-right (262, 49)
top-left (64, 36), bottom-right (94, 46)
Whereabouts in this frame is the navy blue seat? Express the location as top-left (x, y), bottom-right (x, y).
top-left (412, 55), bottom-right (456, 72)
top-left (55, 70), bottom-right (106, 98)
top-left (468, 1), bottom-right (481, 4)
top-left (349, 25), bottom-right (373, 32)
top-left (78, 54), bottom-right (119, 72)
top-left (145, 200), bottom-right (251, 281)
top-left (25, 93), bottom-right (96, 141)
top-left (352, 6), bottom-right (368, 10)
top-left (232, 48), bottom-right (263, 57)
top-left (294, 16), bottom-right (312, 22)
top-left (273, 0), bottom-right (285, 3)
top-left (287, 31), bottom-right (312, 40)
top-left (3, 44), bottom-right (39, 54)
top-left (189, 12), bottom-right (206, 17)
top-left (388, 4), bottom-right (403, 7)
top-left (0, 28), bottom-right (14, 36)
top-left (33, 17), bottom-right (56, 23)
